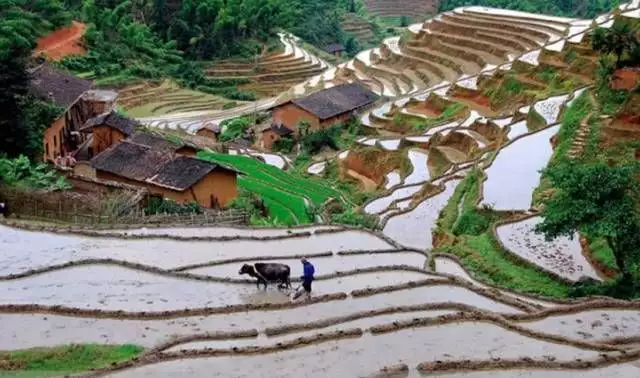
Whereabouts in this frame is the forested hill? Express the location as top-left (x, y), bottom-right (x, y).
top-left (438, 0), bottom-right (618, 18)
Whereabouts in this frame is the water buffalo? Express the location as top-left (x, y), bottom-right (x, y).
top-left (239, 263), bottom-right (291, 290)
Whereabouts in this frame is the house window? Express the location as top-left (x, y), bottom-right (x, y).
top-left (53, 135), bottom-right (57, 148)
top-left (45, 143), bottom-right (49, 157)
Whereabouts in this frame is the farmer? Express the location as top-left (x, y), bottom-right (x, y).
top-left (300, 257), bottom-right (315, 299)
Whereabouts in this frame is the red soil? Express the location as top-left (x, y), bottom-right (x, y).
top-left (610, 68), bottom-right (639, 91)
top-left (617, 113), bottom-right (640, 125)
top-left (34, 21), bottom-right (87, 61)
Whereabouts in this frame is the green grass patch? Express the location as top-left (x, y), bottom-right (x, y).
top-left (589, 237), bottom-right (618, 272)
top-left (435, 168), bottom-right (571, 297)
top-left (397, 103), bottom-right (466, 132)
top-left (0, 344), bottom-right (142, 376)
top-left (532, 91), bottom-right (593, 204)
top-left (441, 234), bottom-right (571, 297)
top-left (526, 107), bottom-right (547, 132)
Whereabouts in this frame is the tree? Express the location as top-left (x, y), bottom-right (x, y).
top-left (592, 23), bottom-right (639, 67)
top-left (535, 161), bottom-right (640, 281)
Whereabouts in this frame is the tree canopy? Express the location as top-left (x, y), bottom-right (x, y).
top-left (535, 161), bottom-right (640, 280)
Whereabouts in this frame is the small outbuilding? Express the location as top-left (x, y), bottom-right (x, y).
top-left (196, 122), bottom-right (222, 141)
top-left (271, 83), bottom-right (378, 134)
top-left (90, 141), bottom-right (239, 208)
top-left (325, 43), bottom-right (345, 58)
top-left (80, 111), bottom-right (138, 156)
top-left (261, 123), bottom-right (294, 150)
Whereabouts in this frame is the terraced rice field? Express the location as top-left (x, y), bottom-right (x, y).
top-left (341, 13), bottom-right (377, 44)
top-left (363, 0), bottom-right (436, 22)
top-left (119, 81), bottom-right (236, 119)
top-left (5, 3), bottom-right (640, 376)
top-left (2, 221), bottom-right (640, 377)
top-left (206, 33), bottom-right (330, 98)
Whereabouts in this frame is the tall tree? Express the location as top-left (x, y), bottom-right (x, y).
top-left (535, 162), bottom-right (640, 280)
top-left (592, 22), bottom-right (639, 66)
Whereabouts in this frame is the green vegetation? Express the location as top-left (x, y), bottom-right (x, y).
top-left (219, 116), bottom-right (253, 142)
top-left (395, 103), bottom-right (465, 132)
top-left (438, 0), bottom-right (618, 18)
top-left (144, 198), bottom-right (202, 215)
top-left (535, 162), bottom-right (640, 290)
top-left (198, 151), bottom-right (349, 225)
top-left (533, 91), bottom-right (593, 204)
top-left (0, 344), bottom-right (142, 376)
top-left (300, 125), bottom-right (342, 154)
top-left (331, 208), bottom-right (378, 229)
top-left (435, 169), bottom-right (571, 297)
top-left (0, 156), bottom-right (71, 190)
top-left (1, 1), bottom-right (70, 160)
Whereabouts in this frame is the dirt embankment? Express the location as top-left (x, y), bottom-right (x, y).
top-left (34, 21), bottom-right (87, 61)
top-left (343, 148), bottom-right (408, 186)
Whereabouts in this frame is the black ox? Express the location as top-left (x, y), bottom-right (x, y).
top-left (239, 263), bottom-right (291, 290)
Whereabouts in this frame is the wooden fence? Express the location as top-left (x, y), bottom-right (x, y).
top-left (10, 199), bottom-right (248, 226)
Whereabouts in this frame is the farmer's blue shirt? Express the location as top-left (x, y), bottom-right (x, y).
top-left (302, 261), bottom-right (315, 282)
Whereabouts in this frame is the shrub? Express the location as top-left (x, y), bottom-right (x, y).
top-left (331, 208), bottom-right (378, 229)
top-left (0, 156), bottom-right (71, 190)
top-left (453, 210), bottom-right (489, 236)
top-left (219, 116), bottom-right (253, 142)
top-left (273, 136), bottom-right (296, 153)
top-left (300, 124), bottom-right (341, 154)
top-left (145, 198), bottom-right (202, 215)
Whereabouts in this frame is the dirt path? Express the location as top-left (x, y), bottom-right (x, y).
top-left (347, 169), bottom-right (378, 191)
top-left (34, 21), bottom-right (87, 60)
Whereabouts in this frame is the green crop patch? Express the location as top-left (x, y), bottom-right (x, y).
top-left (0, 344), bottom-right (142, 376)
top-left (199, 151), bottom-right (349, 224)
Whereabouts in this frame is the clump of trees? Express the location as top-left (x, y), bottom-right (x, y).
top-left (536, 161), bottom-right (640, 297)
top-left (1, 1), bottom-right (71, 160)
top-left (0, 156), bottom-right (71, 190)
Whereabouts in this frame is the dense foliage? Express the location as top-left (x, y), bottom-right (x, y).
top-left (0, 156), bottom-right (71, 190)
top-left (438, 0), bottom-right (618, 18)
top-left (535, 162), bottom-right (640, 283)
top-left (0, 1), bottom-right (70, 159)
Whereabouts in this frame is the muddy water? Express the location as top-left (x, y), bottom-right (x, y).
top-left (0, 227), bottom-right (392, 275)
top-left (385, 171), bottom-right (401, 189)
top-left (433, 364), bottom-right (640, 377)
top-left (405, 150), bottom-right (430, 184)
top-left (434, 257), bottom-right (561, 308)
top-left (0, 284), bottom-right (522, 349)
top-left (481, 126), bottom-right (560, 211)
top-left (364, 185), bottom-right (423, 214)
top-left (496, 216), bottom-right (600, 282)
top-left (507, 120), bottom-right (529, 140)
top-left (533, 94), bottom-right (569, 125)
top-left (108, 322), bottom-right (599, 378)
top-left (1, 265), bottom-right (431, 311)
top-left (93, 225), bottom-right (339, 238)
top-left (383, 180), bottom-right (460, 249)
top-left (187, 252), bottom-right (427, 278)
top-left (520, 309), bottom-right (640, 341)
top-left (165, 310), bottom-right (455, 351)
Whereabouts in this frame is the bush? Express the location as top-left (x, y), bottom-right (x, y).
top-left (331, 208), bottom-right (378, 229)
top-left (453, 210), bottom-right (489, 236)
top-left (144, 198), bottom-right (202, 215)
top-left (219, 116), bottom-right (253, 142)
top-left (0, 156), bottom-right (71, 190)
top-left (273, 136), bottom-right (296, 153)
top-left (300, 124), bottom-right (341, 154)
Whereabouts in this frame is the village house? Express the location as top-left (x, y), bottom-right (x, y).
top-left (270, 83), bottom-right (378, 136)
top-left (261, 123), bottom-right (294, 150)
top-left (28, 63), bottom-right (118, 162)
top-left (325, 43), bottom-right (345, 58)
top-left (196, 122), bottom-right (222, 141)
top-left (90, 140), bottom-right (239, 208)
top-left (79, 110), bottom-right (137, 156)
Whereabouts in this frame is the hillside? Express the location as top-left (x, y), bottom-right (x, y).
top-left (3, 1), bottom-right (640, 377)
